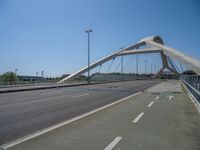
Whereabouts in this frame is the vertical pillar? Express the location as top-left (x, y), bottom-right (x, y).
top-left (121, 56), bottom-right (123, 81)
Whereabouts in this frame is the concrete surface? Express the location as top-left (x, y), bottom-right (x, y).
top-left (2, 80), bottom-right (200, 150)
top-left (0, 80), bottom-right (158, 145)
top-left (146, 80), bottom-right (183, 93)
top-left (0, 82), bottom-right (88, 94)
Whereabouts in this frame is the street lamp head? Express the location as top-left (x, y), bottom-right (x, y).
top-left (85, 29), bottom-right (93, 33)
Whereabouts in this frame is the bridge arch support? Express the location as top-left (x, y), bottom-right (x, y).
top-left (59, 35), bottom-right (200, 83)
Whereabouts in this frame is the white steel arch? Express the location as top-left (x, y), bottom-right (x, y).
top-left (59, 35), bottom-right (200, 83)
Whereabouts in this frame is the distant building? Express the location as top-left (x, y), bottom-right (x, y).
top-left (19, 75), bottom-right (45, 82)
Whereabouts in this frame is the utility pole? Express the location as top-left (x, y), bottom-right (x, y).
top-left (85, 29), bottom-right (93, 85)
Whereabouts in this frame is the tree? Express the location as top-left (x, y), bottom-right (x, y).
top-left (1, 72), bottom-right (19, 84)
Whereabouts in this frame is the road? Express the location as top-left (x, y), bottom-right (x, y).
top-left (3, 80), bottom-right (200, 150)
top-left (0, 80), bottom-right (159, 145)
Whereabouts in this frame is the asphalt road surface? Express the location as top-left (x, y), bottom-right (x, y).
top-left (0, 80), bottom-right (159, 145)
top-left (3, 80), bottom-right (200, 150)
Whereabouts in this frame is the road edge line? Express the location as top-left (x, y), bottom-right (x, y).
top-left (0, 92), bottom-right (141, 149)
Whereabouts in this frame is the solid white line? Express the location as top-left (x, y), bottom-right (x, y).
top-left (1, 92), bottom-right (141, 149)
top-left (71, 93), bottom-right (89, 98)
top-left (155, 96), bottom-right (159, 100)
top-left (104, 136), bottom-right (122, 150)
top-left (147, 101), bottom-right (154, 107)
top-left (132, 112), bottom-right (144, 123)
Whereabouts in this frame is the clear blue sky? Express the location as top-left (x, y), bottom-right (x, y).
top-left (0, 0), bottom-right (200, 77)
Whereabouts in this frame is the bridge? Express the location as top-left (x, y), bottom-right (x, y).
top-left (0, 36), bottom-right (200, 150)
top-left (60, 35), bottom-right (200, 82)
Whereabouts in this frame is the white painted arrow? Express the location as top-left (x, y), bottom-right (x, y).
top-left (167, 95), bottom-right (174, 101)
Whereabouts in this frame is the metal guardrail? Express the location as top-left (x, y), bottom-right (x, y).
top-left (180, 75), bottom-right (200, 103)
top-left (0, 80), bottom-right (60, 88)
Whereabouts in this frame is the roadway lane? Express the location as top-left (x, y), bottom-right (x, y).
top-left (5, 80), bottom-right (200, 150)
top-left (0, 80), bottom-right (159, 145)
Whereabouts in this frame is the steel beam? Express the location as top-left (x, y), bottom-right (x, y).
top-left (146, 41), bottom-right (200, 75)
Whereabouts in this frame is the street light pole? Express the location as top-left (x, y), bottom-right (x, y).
top-left (151, 63), bottom-right (153, 78)
top-left (85, 29), bottom-right (93, 85)
top-left (145, 60), bottom-right (147, 79)
top-left (120, 47), bottom-right (124, 81)
top-left (41, 70), bottom-right (44, 77)
top-left (145, 60), bottom-right (147, 74)
top-left (136, 55), bottom-right (139, 80)
top-left (121, 56), bottom-right (123, 81)
top-left (15, 69), bottom-right (18, 75)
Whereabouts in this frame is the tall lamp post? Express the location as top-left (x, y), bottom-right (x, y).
top-left (151, 63), bottom-right (153, 78)
top-left (136, 55), bottom-right (139, 80)
top-left (145, 59), bottom-right (148, 76)
top-left (120, 47), bottom-right (125, 81)
top-left (14, 69), bottom-right (18, 84)
top-left (41, 70), bottom-right (44, 77)
top-left (15, 69), bottom-right (18, 75)
top-left (85, 29), bottom-right (93, 85)
top-left (144, 60), bottom-right (147, 79)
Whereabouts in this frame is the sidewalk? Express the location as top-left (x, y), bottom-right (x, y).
top-left (0, 82), bottom-right (87, 94)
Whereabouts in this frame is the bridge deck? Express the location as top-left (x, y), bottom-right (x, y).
top-left (4, 80), bottom-right (200, 150)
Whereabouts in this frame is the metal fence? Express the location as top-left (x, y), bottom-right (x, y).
top-left (0, 80), bottom-right (60, 88)
top-left (180, 75), bottom-right (200, 103)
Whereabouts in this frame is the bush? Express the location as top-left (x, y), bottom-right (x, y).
top-left (1, 72), bottom-right (19, 85)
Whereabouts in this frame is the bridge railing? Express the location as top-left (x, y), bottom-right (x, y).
top-left (180, 75), bottom-right (200, 104)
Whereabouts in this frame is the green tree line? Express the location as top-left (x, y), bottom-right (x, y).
top-left (0, 72), bottom-right (19, 84)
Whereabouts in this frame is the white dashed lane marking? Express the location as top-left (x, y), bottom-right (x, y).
top-left (147, 101), bottom-right (154, 107)
top-left (104, 136), bottom-right (122, 150)
top-left (132, 112), bottom-right (144, 123)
